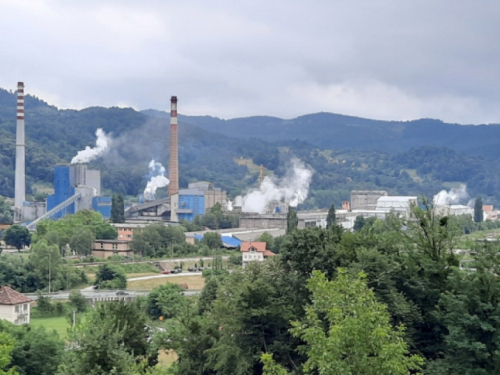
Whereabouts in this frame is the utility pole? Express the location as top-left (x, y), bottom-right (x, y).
top-left (48, 251), bottom-right (51, 296)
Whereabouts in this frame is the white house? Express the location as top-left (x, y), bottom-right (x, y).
top-left (241, 242), bottom-right (275, 268)
top-left (0, 286), bottom-right (32, 325)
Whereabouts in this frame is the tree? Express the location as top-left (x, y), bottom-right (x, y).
top-left (474, 196), bottom-right (483, 223)
top-left (4, 225), bottom-right (31, 251)
top-left (0, 332), bottom-right (17, 375)
top-left (111, 193), bottom-right (125, 223)
top-left (29, 241), bottom-right (62, 290)
top-left (147, 283), bottom-right (186, 319)
top-left (353, 215), bottom-right (365, 232)
top-left (0, 320), bottom-right (64, 375)
top-left (201, 232), bottom-right (222, 249)
top-left (69, 290), bottom-right (88, 313)
top-left (94, 264), bottom-right (126, 289)
top-left (257, 232), bottom-right (274, 250)
top-left (286, 207), bottom-right (298, 235)
top-left (57, 301), bottom-right (156, 374)
top-left (263, 270), bottom-right (424, 375)
top-left (69, 227), bottom-right (94, 257)
top-left (326, 203), bottom-right (336, 229)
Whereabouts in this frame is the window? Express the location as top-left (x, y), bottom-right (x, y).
top-left (24, 304), bottom-right (27, 311)
top-left (100, 242), bottom-right (104, 249)
top-left (15, 305), bottom-right (19, 313)
top-left (112, 243), bottom-right (118, 250)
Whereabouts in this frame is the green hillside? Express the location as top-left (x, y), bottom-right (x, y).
top-left (1, 87), bottom-right (500, 208)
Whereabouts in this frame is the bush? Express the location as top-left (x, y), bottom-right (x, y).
top-left (228, 253), bottom-right (242, 266)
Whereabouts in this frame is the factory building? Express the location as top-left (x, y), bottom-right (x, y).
top-left (45, 164), bottom-right (110, 219)
top-left (350, 190), bottom-right (388, 210)
top-left (171, 181), bottom-right (227, 222)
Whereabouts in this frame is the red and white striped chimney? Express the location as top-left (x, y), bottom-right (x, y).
top-left (14, 82), bottom-right (25, 208)
top-left (168, 96), bottom-right (179, 196)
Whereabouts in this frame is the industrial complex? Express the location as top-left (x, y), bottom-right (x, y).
top-left (10, 82), bottom-right (491, 238)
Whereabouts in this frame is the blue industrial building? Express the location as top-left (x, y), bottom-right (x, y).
top-left (177, 190), bottom-right (205, 222)
top-left (46, 164), bottom-right (111, 220)
top-left (173, 181), bottom-right (227, 222)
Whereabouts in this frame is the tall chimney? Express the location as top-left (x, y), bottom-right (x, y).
top-left (168, 96), bottom-right (179, 196)
top-left (14, 82), bottom-right (25, 208)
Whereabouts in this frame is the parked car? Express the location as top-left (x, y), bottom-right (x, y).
top-left (116, 291), bottom-right (129, 296)
top-left (161, 270), bottom-right (171, 274)
top-left (187, 267), bottom-right (196, 272)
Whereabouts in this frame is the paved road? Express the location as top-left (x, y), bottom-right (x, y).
top-left (128, 272), bottom-right (202, 282)
top-left (73, 256), bottom-right (229, 268)
top-left (26, 289), bottom-right (201, 300)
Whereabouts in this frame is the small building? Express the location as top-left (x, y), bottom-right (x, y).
top-left (241, 241), bottom-right (275, 268)
top-left (92, 239), bottom-right (133, 259)
top-left (0, 286), bottom-right (32, 325)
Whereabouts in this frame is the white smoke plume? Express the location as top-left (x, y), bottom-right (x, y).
top-left (433, 184), bottom-right (470, 206)
top-left (143, 159), bottom-right (169, 201)
top-left (226, 199), bottom-right (233, 212)
top-left (234, 158), bottom-right (313, 214)
top-left (71, 128), bottom-right (110, 164)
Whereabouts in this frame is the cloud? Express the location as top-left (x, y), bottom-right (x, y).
top-left (1, 0), bottom-right (500, 124)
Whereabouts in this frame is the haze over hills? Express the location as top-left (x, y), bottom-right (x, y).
top-left (1, 86), bottom-right (500, 208)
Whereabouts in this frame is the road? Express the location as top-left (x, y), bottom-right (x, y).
top-left (73, 256), bottom-right (229, 268)
top-left (26, 289), bottom-right (201, 300)
top-left (32, 271), bottom-right (204, 299)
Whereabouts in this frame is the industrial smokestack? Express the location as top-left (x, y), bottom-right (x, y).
top-left (14, 82), bottom-right (25, 208)
top-left (168, 96), bottom-right (179, 196)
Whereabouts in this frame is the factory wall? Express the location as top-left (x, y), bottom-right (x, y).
top-left (93, 196), bottom-right (112, 219)
top-left (46, 165), bottom-right (75, 219)
top-left (177, 194), bottom-right (205, 221)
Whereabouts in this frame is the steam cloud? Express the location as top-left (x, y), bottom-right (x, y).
top-left (234, 158), bottom-right (313, 214)
top-left (433, 184), bottom-right (471, 206)
top-left (71, 128), bottom-right (110, 164)
top-left (143, 159), bottom-right (169, 201)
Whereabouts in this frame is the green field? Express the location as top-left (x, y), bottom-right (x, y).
top-left (30, 316), bottom-right (70, 339)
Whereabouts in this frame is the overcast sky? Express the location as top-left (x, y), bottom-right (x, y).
top-left (1, 0), bottom-right (499, 124)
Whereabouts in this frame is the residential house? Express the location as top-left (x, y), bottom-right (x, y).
top-left (0, 286), bottom-right (32, 325)
top-left (240, 241), bottom-right (275, 268)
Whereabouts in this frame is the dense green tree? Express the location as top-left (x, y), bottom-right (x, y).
top-left (69, 290), bottom-right (88, 313)
top-left (111, 193), bottom-right (125, 223)
top-left (286, 207), bottom-right (298, 235)
top-left (0, 198), bottom-right (13, 224)
top-left (93, 264), bottom-right (126, 289)
top-left (4, 225), bottom-right (31, 251)
top-left (256, 232), bottom-right (274, 250)
top-left (57, 301), bottom-right (156, 374)
top-left (201, 232), bottom-right (222, 249)
top-left (326, 203), bottom-right (336, 229)
top-left (263, 270), bottom-right (424, 375)
top-left (474, 196), bottom-right (483, 223)
top-left (147, 283), bottom-right (186, 320)
top-left (68, 227), bottom-right (94, 257)
top-left (198, 277), bottom-right (219, 315)
top-left (0, 320), bottom-right (63, 375)
top-left (131, 224), bottom-right (185, 257)
top-left (353, 215), bottom-right (366, 232)
top-left (0, 332), bottom-right (17, 375)
top-left (29, 241), bottom-right (62, 291)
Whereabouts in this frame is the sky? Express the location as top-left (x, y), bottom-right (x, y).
top-left (0, 0), bottom-right (499, 124)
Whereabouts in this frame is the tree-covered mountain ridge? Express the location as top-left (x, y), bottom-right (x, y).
top-left (1, 86), bottom-right (500, 207)
top-left (144, 109), bottom-right (500, 160)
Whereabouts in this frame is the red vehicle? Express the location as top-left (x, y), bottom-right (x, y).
top-left (161, 270), bottom-right (171, 274)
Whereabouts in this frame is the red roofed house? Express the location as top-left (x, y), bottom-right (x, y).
top-left (240, 241), bottom-right (275, 268)
top-left (0, 286), bottom-right (32, 325)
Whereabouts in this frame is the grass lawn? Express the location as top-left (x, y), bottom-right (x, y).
top-left (30, 316), bottom-right (70, 339)
top-left (127, 275), bottom-right (205, 290)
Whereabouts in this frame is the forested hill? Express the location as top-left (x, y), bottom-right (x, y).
top-left (145, 109), bottom-right (500, 160)
top-left (2, 86), bottom-right (500, 207)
